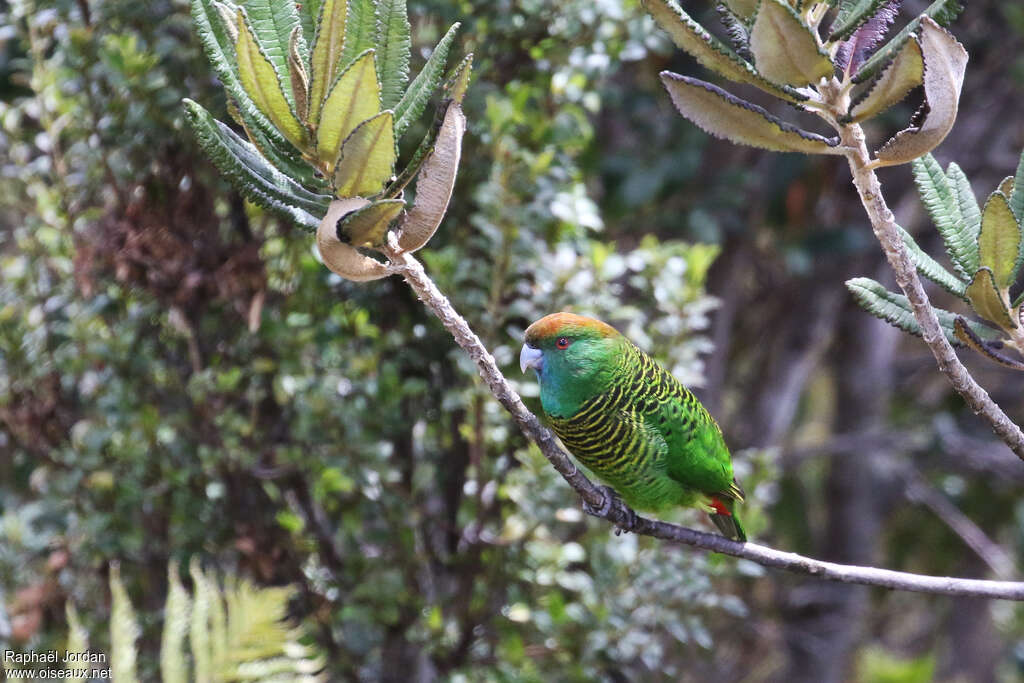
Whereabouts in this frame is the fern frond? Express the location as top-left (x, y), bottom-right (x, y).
top-left (109, 564), bottom-right (141, 683)
top-left (160, 563), bottom-right (191, 683)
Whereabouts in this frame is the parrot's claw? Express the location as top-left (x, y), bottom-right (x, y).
top-left (583, 485), bottom-right (636, 535)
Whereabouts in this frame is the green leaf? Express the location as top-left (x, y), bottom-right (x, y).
top-left (189, 559), bottom-right (213, 682)
top-left (722, 0), bottom-right (759, 20)
top-left (965, 267), bottom-right (1016, 329)
top-left (998, 175), bottom-right (1014, 198)
top-left (1011, 148), bottom-right (1024, 223)
top-left (317, 198), bottom-right (391, 280)
top-left (238, 0), bottom-right (308, 103)
top-left (231, 97), bottom-right (327, 190)
top-left (874, 18), bottom-right (967, 167)
top-left (846, 277), bottom-right (997, 346)
top-left (160, 564), bottom-right (191, 683)
top-left (192, 0), bottom-right (286, 151)
top-left (444, 53), bottom-right (474, 105)
top-left (337, 198), bottom-right (406, 247)
top-left (659, 72), bottom-right (841, 154)
top-left (309, 0), bottom-right (347, 125)
top-left (341, 0), bottom-right (376, 66)
top-left (394, 22), bottom-right (460, 139)
top-left (898, 225), bottom-right (966, 298)
top-left (109, 564), bottom-right (140, 683)
top-left (296, 0), bottom-right (321, 39)
top-left (829, 0), bottom-right (893, 41)
top-left (288, 26), bottom-right (310, 123)
top-left (954, 317), bottom-right (1024, 371)
top-left (847, 37), bottom-right (923, 122)
top-left (978, 192), bottom-right (1021, 289)
top-left (397, 102), bottom-right (465, 252)
top-left (854, 0), bottom-right (963, 83)
top-left (946, 161), bottom-right (981, 246)
top-left (375, 0), bottom-right (412, 110)
top-left (642, 0), bottom-right (803, 101)
top-left (750, 0), bottom-right (834, 87)
top-left (184, 99), bottom-right (331, 231)
top-left (911, 153), bottom-right (977, 279)
top-left (65, 604), bottom-right (88, 683)
top-left (315, 49), bottom-right (380, 167)
top-left (334, 110), bottom-right (397, 197)
top-left (235, 9), bottom-right (306, 147)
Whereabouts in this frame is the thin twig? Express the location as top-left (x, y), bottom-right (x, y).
top-left (382, 242), bottom-right (1024, 601)
top-left (838, 122), bottom-right (1024, 460)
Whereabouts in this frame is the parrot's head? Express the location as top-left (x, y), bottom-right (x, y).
top-left (520, 313), bottom-right (624, 393)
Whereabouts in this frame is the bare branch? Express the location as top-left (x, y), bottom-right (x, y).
top-left (383, 242), bottom-right (1024, 601)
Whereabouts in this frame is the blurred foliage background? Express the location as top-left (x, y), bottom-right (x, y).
top-left (2, 0), bottom-right (1024, 680)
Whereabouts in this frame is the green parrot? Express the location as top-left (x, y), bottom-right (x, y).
top-left (520, 312), bottom-right (746, 541)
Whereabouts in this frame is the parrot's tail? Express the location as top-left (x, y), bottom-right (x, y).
top-left (708, 496), bottom-right (747, 542)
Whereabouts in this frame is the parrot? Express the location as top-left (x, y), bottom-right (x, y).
top-left (519, 312), bottom-right (746, 541)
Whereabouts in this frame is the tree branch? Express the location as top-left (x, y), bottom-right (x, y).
top-left (837, 122), bottom-right (1024, 461)
top-left (383, 243), bottom-right (1024, 601)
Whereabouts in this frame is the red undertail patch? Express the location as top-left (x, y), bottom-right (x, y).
top-left (709, 497), bottom-right (731, 516)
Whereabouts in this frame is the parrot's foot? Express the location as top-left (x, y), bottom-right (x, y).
top-left (583, 485), bottom-right (637, 535)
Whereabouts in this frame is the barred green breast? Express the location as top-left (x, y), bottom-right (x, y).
top-left (521, 312), bottom-right (746, 540)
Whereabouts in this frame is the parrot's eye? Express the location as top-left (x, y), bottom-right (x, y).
top-left (556, 337), bottom-right (571, 350)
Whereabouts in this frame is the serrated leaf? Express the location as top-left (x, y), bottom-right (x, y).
top-left (212, 0), bottom-right (239, 42)
top-left (288, 26), bottom-right (310, 123)
top-left (315, 49), bottom-right (380, 167)
top-left (847, 34), bottom-right (922, 122)
top-left (236, 9), bottom-right (306, 147)
top-left (642, 0), bottom-right (803, 101)
top-left (998, 176), bottom-right (1014, 198)
top-left (853, 0), bottom-right (963, 83)
top-left (238, 0), bottom-right (307, 104)
top-left (874, 17), bottom-right (966, 167)
top-left (1012, 148), bottom-right (1024, 223)
top-left (898, 225), bottom-right (966, 298)
top-left (309, 0), bottom-right (346, 125)
top-left (750, 0), bottom-right (834, 86)
top-left (846, 276), bottom-right (997, 346)
top-left (966, 267), bottom-right (1016, 329)
top-left (184, 99), bottom-right (331, 231)
top-left (911, 153), bottom-right (976, 278)
top-left (829, 0), bottom-right (895, 41)
top-left (232, 97), bottom-right (327, 189)
top-left (192, 0), bottom-right (289, 151)
top-left (337, 199), bottom-right (406, 247)
top-left (394, 22), bottom-right (460, 139)
top-left (317, 198), bottom-right (391, 280)
top-left (947, 161), bottom-right (981, 243)
top-left (341, 0), bottom-right (376, 66)
top-left (660, 72), bottom-right (841, 154)
top-left (717, 5), bottom-right (753, 61)
top-left (189, 558), bottom-right (212, 682)
top-left (722, 0), bottom-right (759, 19)
top-left (835, 0), bottom-right (901, 74)
top-left (978, 192), bottom-right (1021, 289)
top-left (296, 0), bottom-right (321, 39)
top-left (444, 53), bottom-right (473, 105)
top-left (954, 317), bottom-right (1024, 371)
top-left (334, 111), bottom-right (396, 197)
top-left (398, 102), bottom-right (465, 252)
top-left (375, 0), bottom-right (412, 110)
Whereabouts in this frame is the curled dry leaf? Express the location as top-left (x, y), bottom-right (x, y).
top-left (848, 36), bottom-right (923, 123)
top-left (397, 102), bottom-right (466, 252)
top-left (316, 198), bottom-right (391, 281)
top-left (660, 72), bottom-right (841, 154)
top-left (873, 17), bottom-right (967, 167)
top-left (954, 317), bottom-right (1024, 371)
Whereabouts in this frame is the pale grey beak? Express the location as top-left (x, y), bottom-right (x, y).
top-left (520, 344), bottom-right (543, 374)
